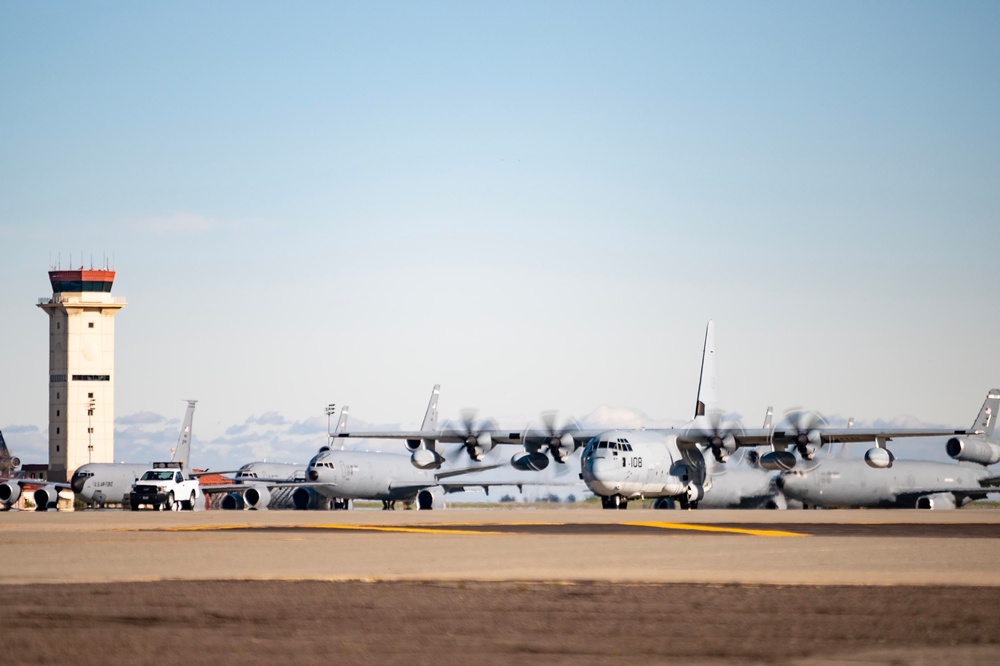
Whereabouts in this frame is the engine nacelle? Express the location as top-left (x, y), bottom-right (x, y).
top-left (220, 492), bottom-right (245, 510)
top-left (760, 450), bottom-right (797, 471)
top-left (411, 447), bottom-right (445, 469)
top-left (915, 492), bottom-right (957, 510)
top-left (243, 485), bottom-right (271, 510)
top-left (946, 437), bottom-right (1000, 466)
top-left (416, 486), bottom-right (446, 510)
top-left (864, 447), bottom-right (895, 469)
top-left (33, 485), bottom-right (59, 511)
top-left (467, 432), bottom-right (494, 461)
top-left (511, 450), bottom-right (549, 471)
top-left (291, 486), bottom-right (326, 510)
top-left (550, 433), bottom-right (576, 463)
top-left (0, 481), bottom-right (22, 508)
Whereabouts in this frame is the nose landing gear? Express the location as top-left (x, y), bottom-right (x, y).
top-left (600, 494), bottom-right (628, 510)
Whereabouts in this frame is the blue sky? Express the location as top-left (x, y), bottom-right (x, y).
top-left (1, 2), bottom-right (998, 471)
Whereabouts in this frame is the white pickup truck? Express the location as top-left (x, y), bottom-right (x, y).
top-left (128, 462), bottom-right (201, 511)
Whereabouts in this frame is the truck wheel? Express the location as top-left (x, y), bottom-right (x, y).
top-left (186, 491), bottom-right (196, 511)
top-left (130, 501), bottom-right (140, 511)
top-left (169, 492), bottom-right (181, 511)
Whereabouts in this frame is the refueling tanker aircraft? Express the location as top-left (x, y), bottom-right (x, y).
top-left (1, 401), bottom-right (214, 510)
top-left (307, 385), bottom-right (588, 509)
top-left (208, 406), bottom-right (352, 510)
top-left (775, 389), bottom-right (1000, 509)
top-left (335, 321), bottom-right (968, 509)
top-left (68, 401), bottom-right (206, 509)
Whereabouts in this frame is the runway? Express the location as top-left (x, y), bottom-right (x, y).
top-left (4, 507), bottom-right (1000, 664)
top-left (3, 507), bottom-right (1000, 586)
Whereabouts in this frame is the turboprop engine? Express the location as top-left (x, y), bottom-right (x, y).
top-left (0, 480), bottom-right (22, 509)
top-left (946, 437), bottom-right (1000, 466)
top-left (416, 486), bottom-right (446, 510)
top-left (33, 485), bottom-right (59, 511)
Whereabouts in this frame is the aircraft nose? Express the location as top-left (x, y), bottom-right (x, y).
top-left (70, 473), bottom-right (86, 493)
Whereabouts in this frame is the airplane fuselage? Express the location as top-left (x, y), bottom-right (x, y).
top-left (308, 449), bottom-right (437, 502)
top-left (581, 430), bottom-right (709, 506)
top-left (777, 458), bottom-right (992, 508)
top-left (71, 463), bottom-right (149, 506)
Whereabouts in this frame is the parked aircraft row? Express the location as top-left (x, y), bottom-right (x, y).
top-left (2, 322), bottom-right (998, 511)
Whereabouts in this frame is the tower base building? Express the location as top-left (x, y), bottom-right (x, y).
top-left (37, 269), bottom-right (126, 483)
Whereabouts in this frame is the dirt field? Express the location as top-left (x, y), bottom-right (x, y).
top-left (5, 580), bottom-right (1000, 665)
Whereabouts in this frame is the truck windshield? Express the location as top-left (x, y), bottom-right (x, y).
top-left (140, 471), bottom-right (174, 481)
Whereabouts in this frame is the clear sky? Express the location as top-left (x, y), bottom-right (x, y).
top-left (2, 2), bottom-right (998, 471)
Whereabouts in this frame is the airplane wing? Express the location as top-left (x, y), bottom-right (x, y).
top-left (1, 477), bottom-right (71, 490)
top-left (199, 480), bottom-right (329, 493)
top-left (336, 429), bottom-right (606, 445)
top-left (674, 427), bottom-right (967, 449)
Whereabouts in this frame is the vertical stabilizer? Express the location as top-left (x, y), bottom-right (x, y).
top-left (970, 389), bottom-right (1000, 437)
top-left (762, 406), bottom-right (774, 431)
top-left (693, 320), bottom-right (718, 418)
top-left (421, 385), bottom-right (441, 431)
top-left (335, 406), bottom-right (350, 434)
top-left (171, 401), bottom-right (197, 469)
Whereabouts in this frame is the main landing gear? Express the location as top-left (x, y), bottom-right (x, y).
top-left (601, 494), bottom-right (628, 510)
top-left (381, 499), bottom-right (397, 511)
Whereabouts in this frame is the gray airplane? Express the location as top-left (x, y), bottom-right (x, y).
top-left (309, 385), bottom-right (585, 509)
top-left (775, 389), bottom-right (1000, 509)
top-left (211, 406), bottom-right (351, 510)
top-left (678, 408), bottom-right (788, 509)
top-left (336, 321), bottom-right (966, 509)
top-left (70, 400), bottom-right (204, 508)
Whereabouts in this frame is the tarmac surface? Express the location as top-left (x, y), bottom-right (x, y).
top-left (3, 507), bottom-right (1000, 663)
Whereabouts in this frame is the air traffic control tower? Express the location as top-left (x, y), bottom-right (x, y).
top-left (37, 269), bottom-right (126, 482)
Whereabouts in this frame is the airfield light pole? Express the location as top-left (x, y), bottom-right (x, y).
top-left (87, 398), bottom-right (96, 463)
top-left (326, 404), bottom-right (336, 447)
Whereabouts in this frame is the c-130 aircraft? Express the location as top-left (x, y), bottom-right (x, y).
top-left (335, 321), bottom-right (966, 509)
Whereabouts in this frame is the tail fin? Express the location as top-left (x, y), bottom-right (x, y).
top-left (421, 385), bottom-right (441, 431)
top-left (0, 429), bottom-right (9, 458)
top-left (970, 389), bottom-right (1000, 437)
top-left (693, 320), bottom-right (718, 418)
top-left (335, 406), bottom-right (350, 434)
top-left (171, 400), bottom-right (197, 469)
top-left (762, 406), bottom-right (774, 431)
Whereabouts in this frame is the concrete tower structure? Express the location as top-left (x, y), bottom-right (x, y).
top-left (37, 269), bottom-right (126, 482)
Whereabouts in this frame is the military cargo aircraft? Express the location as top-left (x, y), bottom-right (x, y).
top-left (336, 321), bottom-right (966, 509)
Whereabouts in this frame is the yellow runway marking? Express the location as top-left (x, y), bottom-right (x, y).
top-left (307, 524), bottom-right (509, 535)
top-left (623, 522), bottom-right (807, 537)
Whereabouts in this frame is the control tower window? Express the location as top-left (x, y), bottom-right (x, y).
top-left (88, 322), bottom-right (94, 328)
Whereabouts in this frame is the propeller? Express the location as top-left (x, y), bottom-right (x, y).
top-left (692, 410), bottom-right (744, 464)
top-left (777, 409), bottom-right (828, 461)
top-left (527, 411), bottom-right (581, 463)
top-left (447, 409), bottom-right (498, 462)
